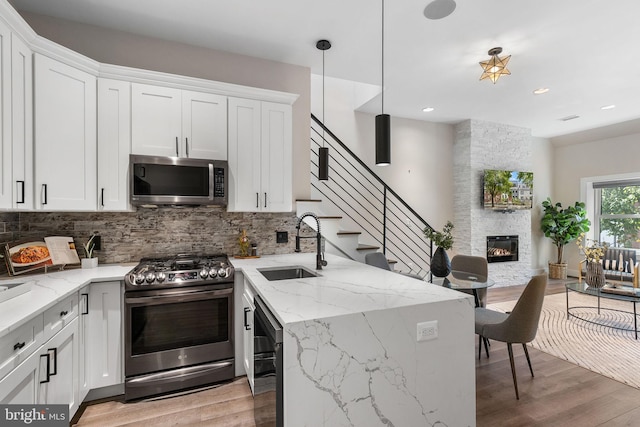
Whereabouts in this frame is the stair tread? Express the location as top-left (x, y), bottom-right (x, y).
top-left (337, 230), bottom-right (362, 235)
top-left (318, 215), bottom-right (342, 219)
top-left (296, 199), bottom-right (322, 202)
top-left (387, 259), bottom-right (398, 264)
top-left (356, 244), bottom-right (380, 251)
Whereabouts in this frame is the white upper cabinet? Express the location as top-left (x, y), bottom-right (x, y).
top-left (0, 22), bottom-right (32, 210)
top-left (132, 83), bottom-right (227, 159)
top-left (97, 78), bottom-right (131, 211)
top-left (34, 53), bottom-right (96, 211)
top-left (182, 90), bottom-right (227, 160)
top-left (228, 98), bottom-right (292, 212)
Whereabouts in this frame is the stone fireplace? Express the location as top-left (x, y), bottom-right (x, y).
top-left (453, 120), bottom-right (533, 287)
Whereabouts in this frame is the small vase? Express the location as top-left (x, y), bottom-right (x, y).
top-left (585, 261), bottom-right (605, 288)
top-left (82, 258), bottom-right (98, 269)
top-left (431, 246), bottom-right (451, 278)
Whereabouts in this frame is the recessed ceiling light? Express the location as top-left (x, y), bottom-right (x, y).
top-left (601, 104), bottom-right (616, 110)
top-left (422, 107), bottom-right (435, 112)
top-left (533, 88), bottom-right (549, 95)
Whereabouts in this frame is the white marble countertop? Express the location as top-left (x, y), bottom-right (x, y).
top-left (0, 264), bottom-right (134, 338)
top-left (0, 253), bottom-right (470, 337)
top-left (231, 253), bottom-right (470, 325)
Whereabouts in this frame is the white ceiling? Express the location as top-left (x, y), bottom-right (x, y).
top-left (9, 0), bottom-right (640, 139)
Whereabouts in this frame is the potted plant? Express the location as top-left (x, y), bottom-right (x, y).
top-left (81, 234), bottom-right (99, 269)
top-left (541, 198), bottom-right (590, 279)
top-left (424, 221), bottom-right (454, 277)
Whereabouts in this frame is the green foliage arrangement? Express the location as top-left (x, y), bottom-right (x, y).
top-left (541, 198), bottom-right (590, 264)
top-left (424, 221), bottom-right (454, 250)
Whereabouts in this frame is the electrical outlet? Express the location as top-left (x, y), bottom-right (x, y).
top-left (276, 231), bottom-right (288, 243)
top-left (417, 320), bottom-right (438, 342)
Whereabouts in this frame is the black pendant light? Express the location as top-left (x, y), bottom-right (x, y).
top-left (317, 39), bottom-right (331, 181)
top-left (376, 0), bottom-right (391, 166)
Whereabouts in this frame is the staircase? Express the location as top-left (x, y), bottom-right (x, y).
top-left (299, 114), bottom-right (434, 279)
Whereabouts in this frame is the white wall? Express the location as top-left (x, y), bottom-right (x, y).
top-left (311, 75), bottom-right (454, 232)
top-left (531, 136), bottom-right (554, 270)
top-left (551, 132), bottom-right (640, 274)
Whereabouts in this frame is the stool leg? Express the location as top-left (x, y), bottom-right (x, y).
top-left (523, 343), bottom-right (534, 377)
top-left (507, 343), bottom-right (519, 400)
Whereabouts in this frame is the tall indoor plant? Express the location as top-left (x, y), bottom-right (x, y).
top-left (424, 221), bottom-right (454, 277)
top-left (540, 198), bottom-right (590, 279)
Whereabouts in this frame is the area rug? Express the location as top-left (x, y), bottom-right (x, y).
top-left (488, 291), bottom-right (640, 389)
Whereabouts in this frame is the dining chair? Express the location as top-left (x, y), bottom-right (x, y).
top-left (475, 274), bottom-right (547, 399)
top-left (365, 252), bottom-right (423, 280)
top-left (450, 255), bottom-right (488, 307)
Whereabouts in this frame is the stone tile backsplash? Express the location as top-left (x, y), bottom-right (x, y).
top-left (0, 208), bottom-right (313, 271)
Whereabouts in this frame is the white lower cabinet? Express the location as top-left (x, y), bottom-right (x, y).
top-left (0, 316), bottom-right (80, 417)
top-left (79, 281), bottom-right (123, 402)
top-left (38, 317), bottom-right (80, 416)
top-left (1, 281), bottom-right (122, 419)
top-left (242, 282), bottom-right (255, 394)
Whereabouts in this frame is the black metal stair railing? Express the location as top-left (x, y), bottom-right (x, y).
top-left (310, 114), bottom-right (434, 278)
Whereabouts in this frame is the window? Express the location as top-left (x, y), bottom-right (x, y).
top-left (593, 180), bottom-right (640, 249)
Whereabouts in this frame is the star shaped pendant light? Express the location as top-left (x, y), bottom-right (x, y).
top-left (479, 47), bottom-right (511, 84)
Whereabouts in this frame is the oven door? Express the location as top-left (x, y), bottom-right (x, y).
top-left (125, 284), bottom-right (234, 378)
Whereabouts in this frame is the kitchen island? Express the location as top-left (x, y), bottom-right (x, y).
top-left (233, 253), bottom-right (475, 427)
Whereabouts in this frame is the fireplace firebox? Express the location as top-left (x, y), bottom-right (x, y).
top-left (486, 235), bottom-right (519, 263)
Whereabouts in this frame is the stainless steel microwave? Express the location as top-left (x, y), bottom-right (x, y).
top-left (130, 154), bottom-right (228, 206)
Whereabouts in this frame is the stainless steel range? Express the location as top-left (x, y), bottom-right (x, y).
top-left (124, 254), bottom-right (235, 401)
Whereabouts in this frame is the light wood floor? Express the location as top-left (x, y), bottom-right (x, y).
top-left (74, 278), bottom-right (640, 426)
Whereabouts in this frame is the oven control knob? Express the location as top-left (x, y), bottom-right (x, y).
top-left (217, 267), bottom-right (227, 278)
top-left (156, 272), bottom-right (166, 282)
top-left (208, 267), bottom-right (218, 278)
top-left (145, 272), bottom-right (156, 283)
top-left (135, 273), bottom-right (146, 285)
top-left (199, 268), bottom-right (209, 279)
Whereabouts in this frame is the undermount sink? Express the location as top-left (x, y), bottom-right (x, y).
top-left (258, 266), bottom-right (318, 281)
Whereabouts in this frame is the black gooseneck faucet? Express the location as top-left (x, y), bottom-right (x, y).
top-left (295, 212), bottom-right (328, 270)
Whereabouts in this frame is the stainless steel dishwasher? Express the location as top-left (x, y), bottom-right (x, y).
top-left (253, 296), bottom-right (283, 427)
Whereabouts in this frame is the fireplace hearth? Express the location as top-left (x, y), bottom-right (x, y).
top-left (486, 235), bottom-right (519, 263)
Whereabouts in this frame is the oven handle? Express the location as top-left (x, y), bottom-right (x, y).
top-left (125, 287), bottom-right (232, 304)
top-left (126, 360), bottom-right (233, 387)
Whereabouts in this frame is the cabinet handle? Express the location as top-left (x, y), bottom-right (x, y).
top-left (81, 293), bottom-right (89, 315)
top-left (39, 353), bottom-right (51, 384)
top-left (185, 137), bottom-right (189, 157)
top-left (243, 307), bottom-right (251, 330)
top-left (175, 137), bottom-right (179, 157)
top-left (41, 184), bottom-right (47, 205)
top-left (101, 188), bottom-right (105, 207)
top-left (16, 181), bottom-right (25, 204)
top-left (48, 348), bottom-right (57, 376)
top-left (264, 192), bottom-right (267, 208)
top-left (256, 193), bottom-right (259, 208)
top-left (60, 310), bottom-right (68, 317)
top-left (13, 342), bottom-right (26, 351)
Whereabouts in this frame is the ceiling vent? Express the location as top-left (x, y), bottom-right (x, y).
top-left (560, 115), bottom-right (580, 122)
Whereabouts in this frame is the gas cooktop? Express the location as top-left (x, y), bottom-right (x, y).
top-left (125, 254), bottom-right (233, 289)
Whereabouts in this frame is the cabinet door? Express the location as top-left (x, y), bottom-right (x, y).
top-left (10, 33), bottom-right (33, 210)
top-left (182, 90), bottom-right (227, 160)
top-left (98, 78), bottom-right (131, 211)
top-left (0, 21), bottom-right (11, 209)
top-left (0, 343), bottom-right (44, 405)
top-left (131, 83), bottom-right (182, 157)
top-left (38, 317), bottom-right (79, 417)
top-left (228, 97), bottom-right (262, 212)
top-left (34, 53), bottom-right (96, 211)
top-left (83, 281), bottom-right (123, 390)
top-left (242, 289), bottom-right (254, 394)
top-left (261, 102), bottom-right (292, 212)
